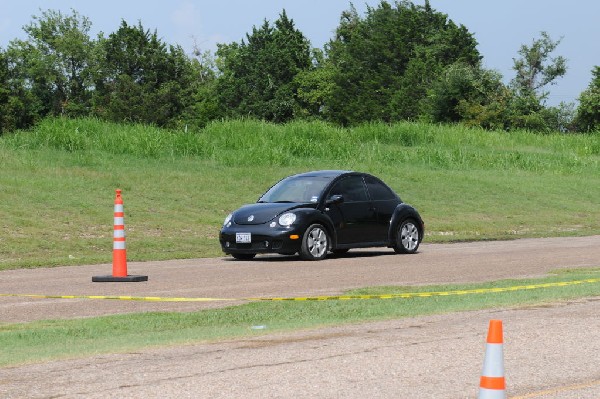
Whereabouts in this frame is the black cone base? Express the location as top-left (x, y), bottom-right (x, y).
top-left (92, 275), bottom-right (148, 282)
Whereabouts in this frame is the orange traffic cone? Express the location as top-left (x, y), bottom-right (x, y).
top-left (478, 319), bottom-right (506, 399)
top-left (92, 189), bottom-right (148, 282)
top-left (112, 189), bottom-right (128, 277)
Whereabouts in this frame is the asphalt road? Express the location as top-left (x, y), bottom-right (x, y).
top-left (1, 235), bottom-right (599, 323)
top-left (1, 236), bottom-right (599, 398)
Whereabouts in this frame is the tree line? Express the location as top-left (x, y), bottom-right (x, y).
top-left (1, 1), bottom-right (598, 134)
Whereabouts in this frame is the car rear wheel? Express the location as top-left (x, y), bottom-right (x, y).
top-left (300, 224), bottom-right (329, 261)
top-left (393, 219), bottom-right (420, 254)
top-left (231, 253), bottom-right (256, 260)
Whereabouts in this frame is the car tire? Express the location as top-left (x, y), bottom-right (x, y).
top-left (393, 219), bottom-right (420, 254)
top-left (300, 224), bottom-right (329, 261)
top-left (231, 253), bottom-right (256, 260)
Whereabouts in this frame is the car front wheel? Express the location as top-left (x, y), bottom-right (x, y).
top-left (393, 219), bottom-right (420, 254)
top-left (300, 224), bottom-right (329, 261)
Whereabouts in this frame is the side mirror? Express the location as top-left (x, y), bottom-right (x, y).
top-left (326, 194), bottom-right (344, 205)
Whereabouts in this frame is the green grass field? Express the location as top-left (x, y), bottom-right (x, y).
top-left (1, 117), bottom-right (599, 269)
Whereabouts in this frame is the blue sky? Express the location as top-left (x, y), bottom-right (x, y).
top-left (1, 0), bottom-right (598, 105)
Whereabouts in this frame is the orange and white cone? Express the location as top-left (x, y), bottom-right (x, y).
top-left (112, 189), bottom-right (127, 277)
top-left (92, 189), bottom-right (148, 282)
top-left (478, 319), bottom-right (506, 399)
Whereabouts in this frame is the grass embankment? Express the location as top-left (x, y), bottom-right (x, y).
top-left (1, 117), bottom-right (598, 269)
top-left (1, 269), bottom-right (598, 367)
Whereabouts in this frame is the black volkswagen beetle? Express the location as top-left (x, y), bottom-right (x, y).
top-left (219, 170), bottom-right (424, 261)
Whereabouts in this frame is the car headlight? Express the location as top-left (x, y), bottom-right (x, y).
top-left (278, 212), bottom-right (296, 227)
top-left (223, 213), bottom-right (233, 227)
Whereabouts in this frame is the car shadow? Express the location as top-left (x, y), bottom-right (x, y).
top-left (223, 250), bottom-right (397, 262)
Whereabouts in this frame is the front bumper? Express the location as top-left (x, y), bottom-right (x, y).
top-left (219, 224), bottom-right (304, 255)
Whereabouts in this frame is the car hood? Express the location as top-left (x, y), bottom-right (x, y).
top-left (233, 203), bottom-right (313, 225)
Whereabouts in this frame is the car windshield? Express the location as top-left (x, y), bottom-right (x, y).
top-left (258, 176), bottom-right (333, 203)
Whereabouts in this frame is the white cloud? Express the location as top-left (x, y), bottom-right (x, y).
top-left (0, 17), bottom-right (10, 35)
top-left (171, 1), bottom-right (200, 32)
top-left (193, 33), bottom-right (229, 53)
top-left (170, 1), bottom-right (204, 51)
top-left (170, 1), bottom-right (228, 52)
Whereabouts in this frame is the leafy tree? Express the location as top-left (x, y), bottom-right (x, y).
top-left (509, 32), bottom-right (568, 131)
top-left (177, 48), bottom-right (222, 130)
top-left (215, 10), bottom-right (312, 122)
top-left (574, 66), bottom-right (600, 132)
top-left (538, 102), bottom-right (576, 133)
top-left (423, 63), bottom-right (512, 130)
top-left (0, 49), bottom-right (18, 133)
top-left (0, 50), bottom-right (8, 128)
top-left (511, 32), bottom-right (567, 102)
top-left (1, 46), bottom-right (45, 133)
top-left (325, 1), bottom-right (480, 125)
top-left (293, 49), bottom-right (337, 119)
top-left (6, 9), bottom-right (95, 118)
top-left (92, 21), bottom-right (198, 127)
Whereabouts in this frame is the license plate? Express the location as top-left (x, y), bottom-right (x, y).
top-left (236, 233), bottom-right (251, 243)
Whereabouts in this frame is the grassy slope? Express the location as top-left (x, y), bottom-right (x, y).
top-left (0, 117), bottom-right (599, 269)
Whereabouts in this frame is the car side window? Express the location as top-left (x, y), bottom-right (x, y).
top-left (365, 176), bottom-right (397, 201)
top-left (329, 176), bottom-right (368, 202)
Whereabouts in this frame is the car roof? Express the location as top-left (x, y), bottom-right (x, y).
top-left (291, 170), bottom-right (354, 178)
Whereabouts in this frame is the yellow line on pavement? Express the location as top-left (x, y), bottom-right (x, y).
top-left (1, 278), bottom-right (599, 302)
